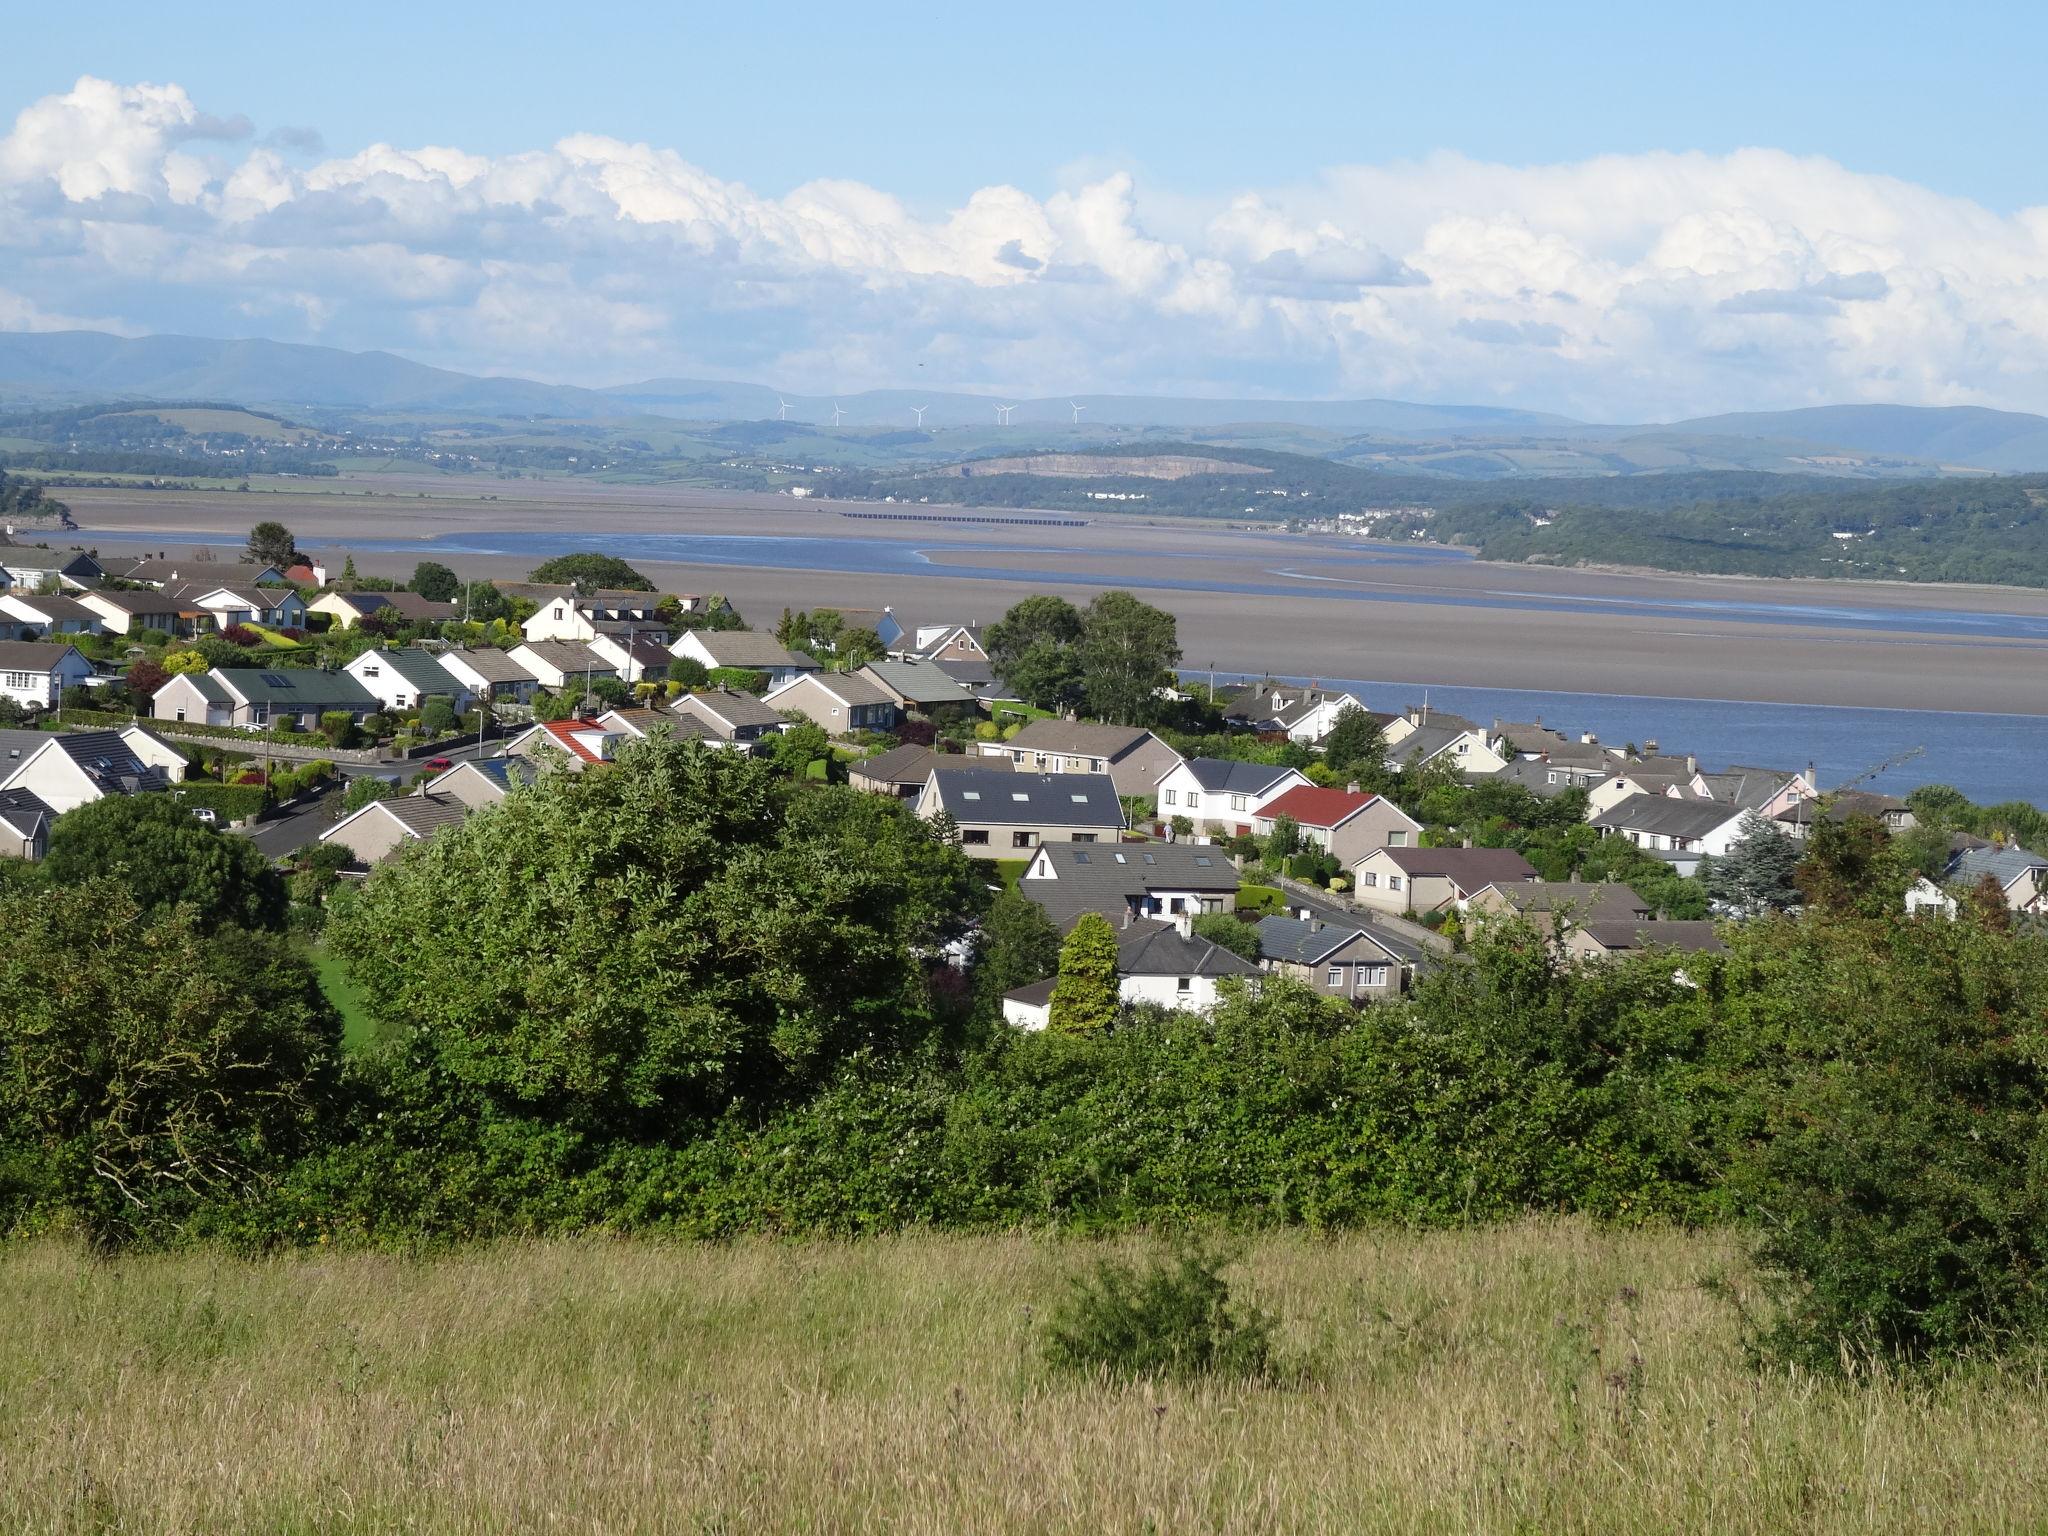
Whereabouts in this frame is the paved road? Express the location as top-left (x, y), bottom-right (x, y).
top-left (236, 736), bottom-right (506, 860)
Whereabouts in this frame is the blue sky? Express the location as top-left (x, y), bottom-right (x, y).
top-left (3, 4), bottom-right (2048, 415)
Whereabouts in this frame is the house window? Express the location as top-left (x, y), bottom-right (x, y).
top-left (1073, 833), bottom-right (1097, 843)
top-left (1388, 875), bottom-right (1404, 892)
top-left (962, 829), bottom-right (989, 846)
top-left (1200, 897), bottom-right (1222, 913)
top-left (1186, 792), bottom-right (1201, 810)
top-left (1176, 976), bottom-right (1192, 995)
top-left (1388, 831), bottom-right (1408, 847)
top-left (1033, 753), bottom-right (1048, 769)
top-left (1164, 787), bottom-right (1177, 806)
top-left (1360, 965), bottom-right (1389, 988)
top-left (1327, 966), bottom-right (1345, 987)
top-left (1230, 795), bottom-right (1246, 812)
top-left (1089, 758), bottom-right (1104, 772)
top-left (1, 671), bottom-right (31, 690)
top-left (1012, 831), bottom-right (1035, 848)
top-left (1359, 872), bottom-right (1377, 888)
top-left (1010, 751), bottom-right (1023, 764)
top-left (1168, 898), bottom-right (1185, 914)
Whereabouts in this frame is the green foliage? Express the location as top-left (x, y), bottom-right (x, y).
top-left (770, 720), bottom-right (831, 778)
top-left (1193, 911), bottom-right (1261, 961)
top-left (972, 889), bottom-right (1063, 1013)
top-left (340, 775), bottom-right (399, 813)
top-left (410, 560), bottom-right (461, 603)
top-left (1078, 590), bottom-right (1180, 726)
top-left (244, 520), bottom-right (298, 569)
top-left (667, 655), bottom-right (710, 688)
top-left (419, 696), bottom-right (459, 736)
top-left (1043, 1245), bottom-right (1279, 1383)
top-left (528, 553), bottom-right (653, 591)
top-left (1795, 815), bottom-right (1911, 919)
top-left (0, 883), bottom-right (338, 1249)
top-left (984, 595), bottom-right (1084, 712)
top-left (1730, 915), bottom-right (2048, 1370)
top-left (1049, 912), bottom-right (1120, 1034)
top-left (43, 794), bottom-right (286, 932)
top-left (318, 710), bottom-right (358, 746)
top-left (1704, 811), bottom-right (1803, 915)
top-left (708, 666), bottom-right (768, 694)
top-left (1322, 704), bottom-right (1389, 781)
top-left (326, 738), bottom-right (984, 1132)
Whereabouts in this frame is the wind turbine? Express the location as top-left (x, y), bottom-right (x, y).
top-left (776, 397), bottom-right (791, 421)
top-left (996, 404), bottom-right (1016, 425)
top-left (1069, 401), bottom-right (1087, 425)
top-left (911, 405), bottom-right (928, 427)
top-left (830, 402), bottom-right (847, 427)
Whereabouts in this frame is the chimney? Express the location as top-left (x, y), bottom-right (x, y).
top-left (1346, 781), bottom-right (1360, 795)
top-left (1173, 909), bottom-right (1192, 939)
top-left (1581, 731), bottom-right (1599, 745)
top-left (1686, 755), bottom-right (1698, 776)
top-left (1644, 738), bottom-right (1659, 755)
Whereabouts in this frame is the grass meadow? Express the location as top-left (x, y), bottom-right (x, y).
top-left (4, 1222), bottom-right (2046, 1533)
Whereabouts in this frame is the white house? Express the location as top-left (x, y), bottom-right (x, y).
top-left (118, 723), bottom-right (190, 783)
top-left (0, 730), bottom-right (169, 813)
top-left (345, 647), bottom-right (471, 714)
top-left (520, 590), bottom-right (669, 645)
top-left (436, 647), bottom-right (539, 703)
top-left (506, 640), bottom-right (617, 693)
top-left (1589, 793), bottom-right (1756, 878)
top-left (0, 641), bottom-right (93, 711)
top-left (0, 548), bottom-right (102, 590)
top-left (176, 584), bottom-right (308, 632)
top-left (670, 630), bottom-right (818, 691)
top-left (999, 912), bottom-right (1260, 1028)
top-left (75, 587), bottom-right (189, 636)
top-left (586, 629), bottom-right (675, 684)
top-left (1584, 771), bottom-right (1707, 818)
top-left (150, 667), bottom-right (381, 731)
top-left (0, 592), bottom-right (104, 640)
top-left (1153, 757), bottom-right (1311, 839)
top-left (1906, 846), bottom-right (2048, 918)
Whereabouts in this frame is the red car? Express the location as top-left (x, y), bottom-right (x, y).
top-left (421, 757), bottom-right (454, 773)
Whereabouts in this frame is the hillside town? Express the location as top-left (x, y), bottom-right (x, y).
top-left (0, 527), bottom-right (2032, 1030)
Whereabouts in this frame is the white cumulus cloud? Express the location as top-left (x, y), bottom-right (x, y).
top-left (6, 75), bottom-right (2048, 417)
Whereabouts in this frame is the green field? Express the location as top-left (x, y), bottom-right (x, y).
top-left (1, 1224), bottom-right (2040, 1532)
top-left (101, 406), bottom-right (328, 442)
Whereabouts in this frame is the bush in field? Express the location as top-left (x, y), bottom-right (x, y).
top-left (1043, 1244), bottom-right (1278, 1383)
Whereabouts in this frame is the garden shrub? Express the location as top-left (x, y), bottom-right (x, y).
top-left (1043, 1244), bottom-right (1279, 1383)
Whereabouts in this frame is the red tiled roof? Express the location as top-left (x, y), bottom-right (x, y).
top-left (542, 718), bottom-right (610, 763)
top-left (1255, 784), bottom-right (1381, 828)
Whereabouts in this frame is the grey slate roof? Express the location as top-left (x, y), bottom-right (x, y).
top-left (669, 688), bottom-right (786, 732)
top-left (1367, 845), bottom-right (1540, 888)
top-left (778, 670), bottom-right (893, 707)
top-left (1254, 914), bottom-right (1403, 966)
top-left (1578, 920), bottom-right (1727, 954)
top-left (927, 769), bottom-right (1125, 828)
top-left (684, 631), bottom-right (817, 671)
top-left (1019, 840), bottom-right (1238, 929)
top-left (441, 647), bottom-right (535, 684)
top-left (33, 731), bottom-right (168, 796)
top-left (1590, 793), bottom-right (1744, 839)
top-left (1003, 719), bottom-right (1154, 758)
top-left (853, 744), bottom-right (947, 787)
top-left (516, 640), bottom-right (614, 675)
top-left (1177, 757), bottom-right (1299, 796)
top-left (860, 658), bottom-right (976, 706)
top-left (3, 594), bottom-right (100, 622)
top-left (376, 794), bottom-right (471, 838)
top-left (0, 640), bottom-right (84, 672)
top-left (1950, 847), bottom-right (2048, 889)
top-left (1388, 723), bottom-right (1470, 767)
top-left (1472, 880), bottom-right (1652, 919)
top-left (0, 786), bottom-right (51, 840)
top-left (1115, 919), bottom-right (1262, 978)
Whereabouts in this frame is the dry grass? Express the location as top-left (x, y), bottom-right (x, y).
top-left (3, 1222), bottom-right (2045, 1533)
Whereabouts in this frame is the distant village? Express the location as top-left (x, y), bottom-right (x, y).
top-left (0, 532), bottom-right (2032, 1029)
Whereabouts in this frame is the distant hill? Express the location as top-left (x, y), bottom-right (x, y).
top-left (7, 328), bottom-right (2048, 474)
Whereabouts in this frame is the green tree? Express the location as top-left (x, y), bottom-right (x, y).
top-left (43, 795), bottom-right (287, 933)
top-left (0, 883), bottom-right (337, 1248)
top-left (667, 655), bottom-right (710, 689)
top-left (419, 695), bottom-right (459, 736)
top-left (1079, 590), bottom-right (1181, 726)
top-left (972, 889), bottom-right (1064, 1012)
top-left (1703, 810), bottom-right (1802, 915)
top-left (1193, 911), bottom-right (1261, 961)
top-left (984, 595), bottom-right (1084, 712)
top-left (1323, 705), bottom-right (1389, 779)
top-left (326, 738), bottom-right (982, 1129)
top-left (339, 554), bottom-right (359, 585)
top-left (245, 520), bottom-right (299, 569)
top-left (528, 553), bottom-right (654, 591)
top-left (1796, 815), bottom-right (1910, 919)
top-left (410, 560), bottom-right (461, 603)
top-left (770, 720), bottom-right (831, 778)
top-left (1049, 911), bottom-right (1121, 1034)
top-left (834, 627), bottom-right (885, 668)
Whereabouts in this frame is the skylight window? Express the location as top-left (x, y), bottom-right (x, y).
top-left (1194, 856), bottom-right (1212, 866)
top-left (1012, 792), bottom-right (1029, 801)
top-left (1070, 794), bottom-right (1088, 803)
top-left (961, 791), bottom-right (981, 801)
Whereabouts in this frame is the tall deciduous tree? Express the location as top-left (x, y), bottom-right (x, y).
top-left (43, 795), bottom-right (288, 933)
top-left (1079, 590), bottom-right (1181, 726)
top-left (528, 553), bottom-right (654, 591)
top-left (973, 889), bottom-right (1064, 1012)
top-left (245, 520), bottom-right (299, 569)
top-left (1323, 705), bottom-right (1391, 786)
top-left (985, 596), bottom-right (1084, 712)
top-left (410, 560), bottom-right (461, 602)
top-left (1049, 911), bottom-right (1121, 1034)
top-left (326, 738), bottom-right (983, 1129)
top-left (1796, 814), bottom-right (1910, 919)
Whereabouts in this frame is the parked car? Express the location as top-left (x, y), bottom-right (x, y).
top-left (190, 807), bottom-right (218, 826)
top-left (421, 757), bottom-right (454, 773)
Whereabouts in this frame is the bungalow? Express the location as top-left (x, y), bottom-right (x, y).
top-left (1251, 784), bottom-right (1422, 869)
top-left (1222, 683), bottom-right (1370, 744)
top-left (1351, 845), bottom-right (1541, 917)
top-left (889, 619), bottom-right (987, 663)
top-left (1488, 757), bottom-right (1609, 798)
top-left (344, 647), bottom-right (470, 714)
top-left (0, 641), bottom-right (94, 711)
top-left (1379, 707), bottom-right (1478, 750)
top-left (0, 548), bottom-right (102, 590)
top-left (1464, 879), bottom-right (1654, 929)
top-left (915, 768), bottom-right (1125, 851)
top-left (856, 658), bottom-right (980, 716)
top-left (0, 592), bottom-right (103, 639)
top-left (1564, 921), bottom-right (1727, 962)
top-left (75, 587), bottom-right (188, 636)
top-left (1589, 793), bottom-right (1755, 877)
top-left (850, 744), bottom-right (949, 798)
top-left (1697, 765), bottom-right (1816, 818)
top-left (975, 719), bottom-right (1183, 798)
top-left (1776, 790), bottom-right (1917, 841)
top-left (593, 706), bottom-right (726, 748)
top-left (1906, 846), bottom-right (2048, 918)
top-left (1017, 840), bottom-right (1241, 930)
top-left (1254, 913), bottom-right (1411, 1001)
top-left (1154, 757), bottom-right (1311, 839)
top-left (423, 757), bottom-right (537, 810)
top-left (437, 646), bottom-right (540, 703)
top-left (668, 687), bottom-right (787, 743)
top-left (763, 671), bottom-right (897, 736)
top-left (172, 584), bottom-right (308, 632)
top-left (319, 792), bottom-right (471, 867)
top-left (118, 723), bottom-right (190, 783)
top-left (1490, 718), bottom-right (1572, 757)
top-left (1584, 771), bottom-right (1706, 818)
top-left (1000, 911), bottom-right (1260, 1028)
top-left (586, 630), bottom-right (675, 684)
top-left (1388, 723), bottom-right (1511, 776)
top-left (0, 787), bottom-right (52, 860)
top-left (0, 729), bottom-right (169, 813)
top-left (670, 631), bottom-right (817, 690)
top-left (502, 718), bottom-right (620, 771)
top-left (108, 557), bottom-right (286, 589)
top-left (151, 667), bottom-right (381, 731)
top-left (505, 640), bottom-right (617, 694)
top-left (307, 590), bottom-right (459, 630)
top-left (520, 590), bottom-right (670, 645)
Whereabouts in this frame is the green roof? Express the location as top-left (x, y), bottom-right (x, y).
top-left (216, 667), bottom-right (379, 708)
top-left (380, 647), bottom-right (462, 694)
